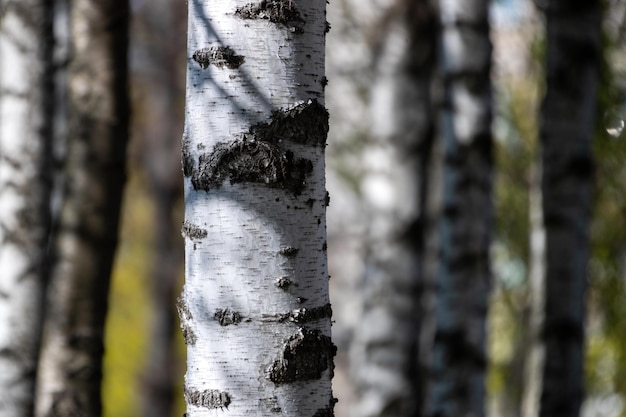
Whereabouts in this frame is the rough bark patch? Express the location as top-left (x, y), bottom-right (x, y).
top-left (181, 221), bottom-right (207, 240)
top-left (182, 133), bottom-right (194, 177)
top-left (185, 388), bottom-right (231, 410)
top-left (274, 303), bottom-right (332, 323)
top-left (191, 138), bottom-right (313, 196)
top-left (214, 308), bottom-right (243, 326)
top-left (234, 0), bottom-right (305, 34)
top-left (250, 100), bottom-right (329, 147)
top-left (275, 277), bottom-right (293, 290)
top-left (279, 247), bottom-right (299, 257)
top-left (192, 46), bottom-right (245, 69)
top-left (268, 328), bottom-right (336, 384)
top-left (176, 295), bottom-right (197, 345)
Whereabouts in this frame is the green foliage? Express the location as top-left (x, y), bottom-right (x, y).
top-left (102, 176), bottom-right (153, 417)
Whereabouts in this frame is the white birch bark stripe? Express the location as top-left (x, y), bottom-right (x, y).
top-left (0, 2), bottom-right (50, 415)
top-left (182, 1), bottom-right (333, 416)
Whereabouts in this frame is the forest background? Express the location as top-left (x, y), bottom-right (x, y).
top-left (2, 0), bottom-right (624, 416)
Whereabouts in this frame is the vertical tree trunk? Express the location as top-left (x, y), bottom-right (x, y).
top-left (180, 1), bottom-right (334, 416)
top-left (0, 1), bottom-right (53, 415)
top-left (134, 2), bottom-right (186, 416)
top-left (521, 160), bottom-right (545, 417)
top-left (349, 2), bottom-right (435, 416)
top-left (425, 0), bottom-right (493, 416)
top-left (35, 0), bottom-right (130, 415)
top-left (538, 2), bottom-right (600, 416)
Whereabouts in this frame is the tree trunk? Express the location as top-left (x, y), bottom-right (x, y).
top-left (180, 1), bottom-right (334, 416)
top-left (35, 0), bottom-right (130, 415)
top-left (349, 2), bottom-right (435, 416)
top-left (425, 0), bottom-right (493, 416)
top-left (0, 1), bottom-right (53, 415)
top-left (521, 159), bottom-right (545, 417)
top-left (133, 2), bottom-right (186, 416)
top-left (538, 2), bottom-right (600, 416)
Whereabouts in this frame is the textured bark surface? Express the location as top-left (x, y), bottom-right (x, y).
top-left (538, 2), bottom-right (600, 416)
top-left (425, 1), bottom-right (493, 416)
top-left (349, 1), bottom-right (435, 417)
top-left (182, 1), bottom-right (333, 416)
top-left (34, 0), bottom-right (129, 416)
top-left (0, 1), bottom-right (53, 415)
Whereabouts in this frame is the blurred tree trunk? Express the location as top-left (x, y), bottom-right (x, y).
top-left (349, 1), bottom-right (435, 416)
top-left (521, 159), bottom-right (545, 417)
top-left (180, 1), bottom-right (334, 416)
top-left (424, 0), bottom-right (493, 416)
top-left (132, 2), bottom-right (186, 416)
top-left (35, 0), bottom-right (129, 415)
top-left (0, 1), bottom-right (53, 415)
top-left (538, 2), bottom-right (600, 416)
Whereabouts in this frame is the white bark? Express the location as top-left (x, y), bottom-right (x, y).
top-left (521, 161), bottom-right (545, 417)
top-left (349, 2), bottom-right (435, 416)
top-left (0, 0), bottom-right (52, 417)
top-left (181, 1), bottom-right (333, 416)
top-left (0, 2), bottom-right (52, 415)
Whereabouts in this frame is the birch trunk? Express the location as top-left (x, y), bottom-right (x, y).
top-left (521, 160), bottom-right (545, 417)
top-left (35, 0), bottom-right (129, 415)
top-left (350, 2), bottom-right (435, 416)
top-left (538, 2), bottom-right (600, 416)
top-left (425, 0), bottom-right (493, 416)
top-left (180, 1), bottom-right (334, 416)
top-left (0, 1), bottom-right (53, 415)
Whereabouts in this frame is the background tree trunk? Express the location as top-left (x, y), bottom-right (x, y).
top-left (35, 0), bottom-right (130, 415)
top-left (131, 1), bottom-right (186, 416)
top-left (425, 0), bottom-right (493, 416)
top-left (349, 1), bottom-right (435, 416)
top-left (180, 1), bottom-right (334, 416)
top-left (538, 2), bottom-right (600, 416)
top-left (0, 1), bottom-right (53, 415)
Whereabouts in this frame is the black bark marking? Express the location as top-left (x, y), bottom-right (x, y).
top-left (250, 100), bottom-right (329, 148)
top-left (176, 295), bottom-right (197, 345)
top-left (268, 328), bottom-right (336, 384)
top-left (313, 397), bottom-right (338, 417)
top-left (324, 191), bottom-right (330, 206)
top-left (181, 221), bottom-right (207, 241)
top-left (182, 133), bottom-right (194, 177)
top-left (192, 138), bottom-right (313, 196)
top-left (190, 100), bottom-right (326, 195)
top-left (273, 303), bottom-right (333, 323)
top-left (214, 308), bottom-right (243, 326)
top-left (235, 0), bottom-right (305, 34)
top-left (192, 46), bottom-right (245, 69)
top-left (279, 247), bottom-right (299, 257)
top-left (276, 277), bottom-right (293, 290)
top-left (185, 388), bottom-right (231, 410)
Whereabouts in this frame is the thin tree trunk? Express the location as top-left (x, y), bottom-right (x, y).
top-left (538, 2), bottom-right (600, 416)
top-left (180, 1), bottom-right (334, 416)
top-left (521, 159), bottom-right (545, 417)
top-left (425, 0), bottom-right (493, 416)
top-left (35, 0), bottom-right (129, 415)
top-left (0, 1), bottom-right (53, 415)
top-left (349, 2), bottom-right (435, 416)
